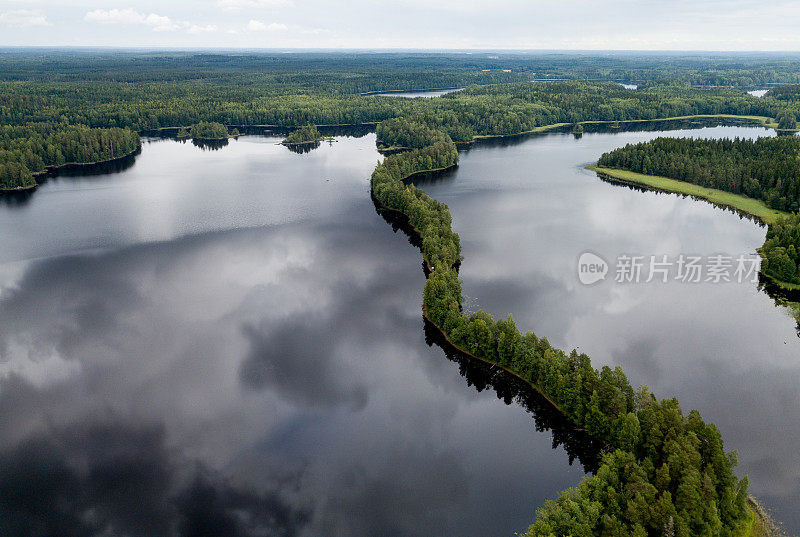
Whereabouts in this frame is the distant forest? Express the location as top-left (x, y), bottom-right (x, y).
top-left (4, 51), bottom-right (800, 189)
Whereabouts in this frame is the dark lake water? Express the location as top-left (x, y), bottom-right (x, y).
top-left (1, 125), bottom-right (798, 535)
top-left (416, 124), bottom-right (800, 534)
top-left (0, 134), bottom-right (587, 537)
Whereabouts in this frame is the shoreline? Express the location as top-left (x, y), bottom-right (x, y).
top-left (0, 144), bottom-right (144, 194)
top-left (33, 143), bottom-right (142, 179)
top-left (588, 166), bottom-right (788, 225)
top-left (360, 86), bottom-right (463, 96)
top-left (177, 134), bottom-right (239, 141)
top-left (588, 165), bottom-right (800, 292)
top-left (370, 177), bottom-right (595, 439)
top-left (143, 113), bottom-right (779, 148)
top-left (281, 138), bottom-right (328, 147)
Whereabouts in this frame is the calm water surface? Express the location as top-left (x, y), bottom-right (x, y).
top-left (371, 88), bottom-right (462, 98)
top-left (1, 126), bottom-right (798, 535)
top-left (0, 135), bottom-right (586, 537)
top-left (416, 125), bottom-right (800, 533)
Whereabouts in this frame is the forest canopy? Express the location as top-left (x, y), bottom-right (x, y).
top-left (6, 51), bottom-right (799, 191)
top-left (283, 125), bottom-right (322, 145)
top-left (597, 136), bottom-right (800, 212)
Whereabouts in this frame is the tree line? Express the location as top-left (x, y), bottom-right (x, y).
top-left (371, 118), bottom-right (750, 537)
top-left (5, 52), bottom-right (800, 192)
top-left (282, 125), bottom-right (322, 145)
top-left (598, 136), bottom-right (800, 212)
top-left (0, 123), bottom-right (140, 189)
top-left (762, 213), bottom-right (800, 285)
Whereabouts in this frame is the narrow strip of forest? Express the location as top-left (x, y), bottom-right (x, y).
top-left (369, 117), bottom-right (761, 537)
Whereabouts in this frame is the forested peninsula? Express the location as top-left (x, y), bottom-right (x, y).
top-left (370, 116), bottom-right (756, 537)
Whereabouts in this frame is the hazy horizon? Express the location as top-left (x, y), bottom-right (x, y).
top-left (2, 1), bottom-right (800, 51)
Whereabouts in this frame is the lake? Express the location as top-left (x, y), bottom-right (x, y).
top-left (0, 125), bottom-right (798, 535)
top-left (370, 88), bottom-right (462, 98)
top-left (0, 134), bottom-right (586, 537)
top-left (415, 124), bottom-right (800, 533)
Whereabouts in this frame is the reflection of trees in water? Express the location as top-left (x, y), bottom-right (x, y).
top-left (373, 193), bottom-right (605, 473)
top-left (0, 150), bottom-right (139, 208)
top-left (191, 138), bottom-right (229, 151)
top-left (424, 317), bottom-right (605, 473)
top-left (758, 273), bottom-right (800, 337)
top-left (284, 141), bottom-right (320, 154)
top-left (598, 173), bottom-right (800, 339)
top-left (460, 116), bottom-right (770, 153)
top-left (0, 188), bottom-right (36, 208)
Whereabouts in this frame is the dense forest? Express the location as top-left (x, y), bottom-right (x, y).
top-left (762, 214), bottom-right (800, 285)
top-left (7, 50), bottom-right (800, 190)
top-left (597, 136), bottom-right (800, 212)
top-left (0, 123), bottom-right (140, 189)
top-left (4, 50), bottom-right (800, 89)
top-left (370, 119), bottom-right (750, 537)
top-left (766, 85), bottom-right (800, 102)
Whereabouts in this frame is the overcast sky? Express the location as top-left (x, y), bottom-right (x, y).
top-left (1, 0), bottom-right (800, 50)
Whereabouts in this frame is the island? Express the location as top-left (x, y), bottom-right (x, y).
top-left (281, 125), bottom-right (325, 146)
top-left (177, 122), bottom-right (239, 142)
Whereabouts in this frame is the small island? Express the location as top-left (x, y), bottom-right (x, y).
top-left (281, 125), bottom-right (325, 146)
top-left (178, 122), bottom-right (239, 141)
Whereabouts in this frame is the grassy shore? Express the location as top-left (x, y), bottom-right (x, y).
top-left (580, 114), bottom-right (779, 129)
top-left (588, 166), bottom-right (789, 225)
top-left (741, 497), bottom-right (784, 537)
top-left (589, 165), bottom-right (800, 300)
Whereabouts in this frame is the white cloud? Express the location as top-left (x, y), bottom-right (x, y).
top-left (0, 9), bottom-right (52, 27)
top-left (84, 8), bottom-right (145, 24)
top-left (218, 0), bottom-right (292, 11)
top-left (246, 19), bottom-right (267, 31)
top-left (84, 8), bottom-right (182, 32)
top-left (188, 24), bottom-right (218, 34)
top-left (145, 13), bottom-right (180, 32)
top-left (247, 19), bottom-right (288, 32)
